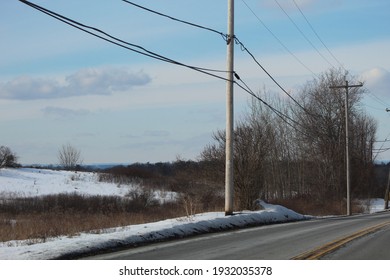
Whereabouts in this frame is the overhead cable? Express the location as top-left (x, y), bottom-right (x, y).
top-left (373, 131), bottom-right (390, 160)
top-left (121, 0), bottom-right (313, 116)
top-left (292, 0), bottom-right (346, 71)
top-left (21, 0), bottom-right (320, 131)
top-left (366, 91), bottom-right (390, 108)
top-left (120, 0), bottom-right (229, 42)
top-left (240, 0), bottom-right (318, 77)
top-left (234, 37), bottom-right (313, 116)
top-left (19, 0), bottom-right (230, 82)
top-left (273, 0), bottom-right (337, 70)
top-left (120, 0), bottom-right (318, 137)
top-left (123, 0), bottom-right (319, 119)
top-left (234, 74), bottom-right (312, 139)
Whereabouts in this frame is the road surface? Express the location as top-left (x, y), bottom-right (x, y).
top-left (83, 211), bottom-right (390, 260)
top-left (321, 223), bottom-right (390, 259)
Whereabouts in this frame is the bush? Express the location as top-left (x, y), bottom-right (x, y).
top-left (57, 144), bottom-right (83, 171)
top-left (0, 146), bottom-right (19, 168)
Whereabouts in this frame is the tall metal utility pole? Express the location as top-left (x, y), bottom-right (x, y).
top-left (330, 80), bottom-right (362, 216)
top-left (225, 0), bottom-right (234, 215)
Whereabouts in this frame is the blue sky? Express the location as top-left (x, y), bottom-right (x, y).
top-left (1, 0), bottom-right (390, 164)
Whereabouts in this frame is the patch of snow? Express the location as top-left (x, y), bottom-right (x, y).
top-left (360, 198), bottom-right (387, 214)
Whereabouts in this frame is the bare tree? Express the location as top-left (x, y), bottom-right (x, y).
top-left (0, 146), bottom-right (19, 168)
top-left (200, 92), bottom-right (274, 211)
top-left (58, 143), bottom-right (83, 170)
top-left (201, 67), bottom-right (378, 213)
top-left (292, 68), bottom-right (377, 200)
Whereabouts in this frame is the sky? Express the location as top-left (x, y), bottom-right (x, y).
top-left (1, 0), bottom-right (390, 165)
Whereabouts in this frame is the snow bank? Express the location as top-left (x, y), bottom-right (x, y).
top-left (0, 201), bottom-right (308, 260)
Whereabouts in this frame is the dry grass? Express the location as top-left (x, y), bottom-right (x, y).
top-left (0, 211), bottom-right (185, 243)
top-left (269, 195), bottom-right (365, 216)
top-left (0, 187), bottom-right (225, 243)
top-left (1, 189), bottom-right (362, 244)
top-left (0, 193), bottom-right (187, 243)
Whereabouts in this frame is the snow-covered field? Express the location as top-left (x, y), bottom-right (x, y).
top-left (0, 167), bottom-right (134, 197)
top-left (0, 168), bottom-right (386, 260)
top-left (0, 167), bottom-right (176, 203)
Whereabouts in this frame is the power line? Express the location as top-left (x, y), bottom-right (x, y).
top-left (234, 37), bottom-right (317, 118)
top-left (120, 0), bottom-right (314, 118)
top-left (273, 0), bottom-right (337, 70)
top-left (360, 102), bottom-right (387, 111)
top-left (122, 0), bottom-right (316, 120)
top-left (19, 0), bottom-right (230, 82)
top-left (234, 73), bottom-right (312, 139)
top-left (375, 139), bottom-right (390, 143)
top-left (120, 0), bottom-right (229, 42)
top-left (373, 132), bottom-right (390, 160)
top-left (20, 0), bottom-right (312, 121)
top-left (365, 90), bottom-right (390, 108)
top-left (20, 0), bottom-right (320, 141)
top-left (240, 0), bottom-right (318, 77)
top-left (137, 0), bottom-right (321, 142)
top-left (292, 0), bottom-right (346, 71)
top-left (373, 147), bottom-right (390, 153)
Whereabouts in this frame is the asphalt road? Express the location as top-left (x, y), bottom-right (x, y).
top-left (322, 224), bottom-right (390, 259)
top-left (83, 211), bottom-right (390, 260)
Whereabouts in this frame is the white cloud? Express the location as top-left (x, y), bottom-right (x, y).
top-left (361, 67), bottom-right (390, 99)
top-left (0, 67), bottom-right (152, 100)
top-left (41, 106), bottom-right (91, 119)
top-left (0, 76), bottom-right (60, 100)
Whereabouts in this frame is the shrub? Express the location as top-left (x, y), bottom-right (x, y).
top-left (0, 146), bottom-right (19, 168)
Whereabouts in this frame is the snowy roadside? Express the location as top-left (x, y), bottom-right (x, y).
top-left (0, 168), bottom-right (308, 259)
top-left (0, 201), bottom-right (308, 260)
top-left (0, 168), bottom-right (386, 260)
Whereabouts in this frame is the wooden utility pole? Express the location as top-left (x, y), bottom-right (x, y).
top-left (384, 167), bottom-right (390, 210)
top-left (225, 0), bottom-right (234, 215)
top-left (385, 108), bottom-right (390, 210)
top-left (330, 80), bottom-right (362, 216)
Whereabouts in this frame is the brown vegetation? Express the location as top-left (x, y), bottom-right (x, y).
top-left (269, 195), bottom-right (365, 216)
top-left (0, 164), bottom-right (225, 243)
top-left (0, 193), bottom-right (187, 243)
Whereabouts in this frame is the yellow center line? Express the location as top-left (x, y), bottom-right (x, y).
top-left (291, 220), bottom-right (390, 260)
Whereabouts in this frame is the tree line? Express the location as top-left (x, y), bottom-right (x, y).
top-left (201, 69), bottom-right (380, 210)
